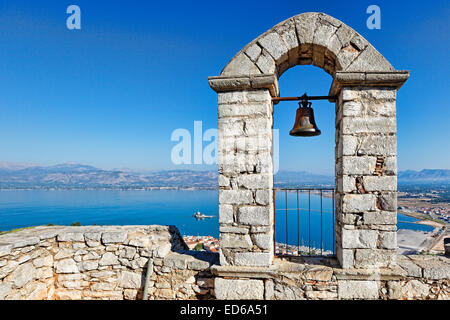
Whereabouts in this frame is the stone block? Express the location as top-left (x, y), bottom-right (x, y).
top-left (214, 278), bottom-right (264, 300)
top-left (245, 43), bottom-right (262, 62)
top-left (396, 256), bottom-right (422, 278)
top-left (0, 244), bottom-right (13, 258)
top-left (219, 226), bottom-right (248, 234)
top-left (255, 190), bottom-right (272, 205)
top-left (237, 206), bottom-right (271, 226)
top-left (341, 229), bottom-right (377, 249)
top-left (345, 45), bottom-right (394, 72)
top-left (163, 252), bottom-right (193, 269)
top-left (118, 271), bottom-right (144, 289)
top-left (258, 32), bottom-right (288, 63)
top-left (7, 262), bottom-right (35, 289)
top-left (218, 91), bottom-right (248, 105)
top-left (337, 247), bottom-right (354, 269)
top-left (363, 211), bottom-right (397, 225)
top-left (82, 261), bottom-right (99, 271)
top-left (354, 249), bottom-right (396, 268)
top-left (379, 232), bottom-right (397, 249)
top-left (0, 282), bottom-right (12, 300)
top-left (219, 103), bottom-right (272, 118)
top-left (363, 176), bottom-right (397, 192)
top-left (55, 258), bottom-right (79, 274)
top-left (32, 255), bottom-right (53, 268)
top-left (383, 156), bottom-right (397, 175)
top-left (220, 233), bottom-right (252, 249)
top-left (54, 248), bottom-right (75, 260)
top-left (338, 280), bottom-right (380, 299)
top-left (256, 50), bottom-right (276, 74)
top-left (358, 136), bottom-right (397, 156)
top-left (295, 12), bottom-right (319, 44)
top-left (336, 47), bottom-right (360, 71)
top-left (234, 252), bottom-right (272, 266)
top-left (342, 156), bottom-right (377, 175)
top-left (409, 255), bottom-right (450, 280)
top-left (219, 190), bottom-right (254, 205)
top-left (252, 234), bottom-right (272, 250)
top-left (57, 232), bottom-right (85, 242)
top-left (377, 193), bottom-right (397, 211)
top-left (11, 237), bottom-right (40, 249)
top-left (388, 280), bottom-right (430, 300)
top-left (342, 194), bottom-right (376, 213)
top-left (219, 204), bottom-right (234, 224)
top-left (336, 176), bottom-right (357, 193)
top-left (337, 135), bottom-right (358, 156)
top-left (336, 25), bottom-right (355, 47)
top-left (102, 231), bottom-right (128, 244)
top-left (99, 252), bottom-right (120, 266)
top-left (155, 243), bottom-right (171, 258)
top-left (341, 117), bottom-right (396, 134)
top-left (237, 174), bottom-right (272, 190)
top-left (221, 53), bottom-right (261, 76)
top-left (313, 19), bottom-right (338, 50)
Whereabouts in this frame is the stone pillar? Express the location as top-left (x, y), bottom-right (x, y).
top-left (209, 75), bottom-right (278, 267)
top-left (332, 71), bottom-right (409, 269)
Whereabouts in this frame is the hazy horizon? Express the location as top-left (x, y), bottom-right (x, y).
top-left (0, 1), bottom-right (449, 175)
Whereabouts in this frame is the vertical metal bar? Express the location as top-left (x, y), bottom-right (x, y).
top-left (273, 189), bottom-right (277, 257)
top-left (320, 189), bottom-right (323, 256)
top-left (285, 189), bottom-right (288, 252)
top-left (297, 190), bottom-right (299, 255)
top-left (332, 189), bottom-right (335, 256)
top-left (308, 189), bottom-right (311, 255)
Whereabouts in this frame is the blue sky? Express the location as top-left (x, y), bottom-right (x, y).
top-left (0, 0), bottom-right (448, 174)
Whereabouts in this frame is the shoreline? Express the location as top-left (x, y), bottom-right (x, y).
top-left (398, 210), bottom-right (447, 228)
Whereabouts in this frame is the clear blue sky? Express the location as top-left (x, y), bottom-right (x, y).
top-left (0, 0), bottom-right (448, 174)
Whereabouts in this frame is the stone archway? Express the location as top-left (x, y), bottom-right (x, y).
top-left (209, 12), bottom-right (409, 269)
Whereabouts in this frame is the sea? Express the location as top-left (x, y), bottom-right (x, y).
top-left (0, 190), bottom-right (434, 252)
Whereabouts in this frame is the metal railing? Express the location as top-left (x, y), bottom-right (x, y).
top-left (273, 188), bottom-right (335, 257)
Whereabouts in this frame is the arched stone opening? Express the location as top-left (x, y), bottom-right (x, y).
top-left (209, 12), bottom-right (409, 270)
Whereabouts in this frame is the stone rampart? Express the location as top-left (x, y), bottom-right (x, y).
top-left (0, 225), bottom-right (217, 300)
top-left (1, 226), bottom-right (448, 300)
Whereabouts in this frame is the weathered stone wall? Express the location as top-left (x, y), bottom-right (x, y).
top-left (217, 89), bottom-right (275, 267)
top-left (1, 226), bottom-right (448, 300)
top-left (335, 87), bottom-right (398, 269)
top-left (212, 255), bottom-right (450, 300)
top-left (0, 226), bottom-right (217, 300)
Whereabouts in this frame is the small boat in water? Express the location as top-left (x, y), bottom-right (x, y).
top-left (193, 211), bottom-right (214, 220)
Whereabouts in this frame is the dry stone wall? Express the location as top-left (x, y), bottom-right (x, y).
top-left (212, 255), bottom-right (450, 300)
top-left (217, 89), bottom-right (275, 267)
top-left (0, 226), bottom-right (448, 300)
top-left (335, 87), bottom-right (398, 269)
top-left (0, 226), bottom-right (217, 300)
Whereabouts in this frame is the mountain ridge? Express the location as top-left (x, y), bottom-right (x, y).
top-left (0, 162), bottom-right (448, 188)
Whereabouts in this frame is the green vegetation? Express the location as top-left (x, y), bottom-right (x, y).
top-left (193, 243), bottom-right (204, 251)
top-left (0, 226), bottom-right (37, 235)
top-left (70, 221), bottom-right (81, 226)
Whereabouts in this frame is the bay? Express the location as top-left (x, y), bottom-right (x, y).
top-left (0, 190), bottom-right (433, 252)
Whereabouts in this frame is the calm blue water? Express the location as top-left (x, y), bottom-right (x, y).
top-left (0, 190), bottom-right (434, 250)
top-left (0, 190), bottom-right (220, 237)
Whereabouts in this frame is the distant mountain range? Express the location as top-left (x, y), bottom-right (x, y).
top-left (398, 169), bottom-right (450, 183)
top-left (0, 161), bottom-right (448, 189)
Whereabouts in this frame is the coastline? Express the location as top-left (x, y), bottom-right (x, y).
top-left (398, 210), bottom-right (447, 228)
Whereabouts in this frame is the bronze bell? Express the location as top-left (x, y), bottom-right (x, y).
top-left (289, 100), bottom-right (321, 137)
